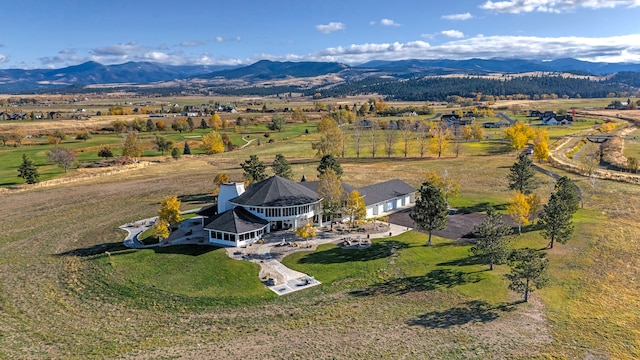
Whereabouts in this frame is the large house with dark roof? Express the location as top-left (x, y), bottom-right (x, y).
top-left (200, 175), bottom-right (416, 247)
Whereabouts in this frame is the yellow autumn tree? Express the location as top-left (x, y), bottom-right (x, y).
top-left (344, 190), bottom-right (366, 228)
top-left (295, 221), bottom-right (317, 241)
top-left (210, 113), bottom-right (222, 130)
top-left (153, 219), bottom-right (170, 241)
top-left (429, 123), bottom-right (451, 158)
top-left (201, 131), bottom-right (224, 154)
top-left (158, 195), bottom-right (181, 227)
top-left (504, 122), bottom-right (534, 151)
top-left (212, 173), bottom-right (229, 195)
top-left (507, 191), bottom-right (531, 234)
top-left (424, 169), bottom-right (460, 205)
top-left (532, 128), bottom-right (549, 162)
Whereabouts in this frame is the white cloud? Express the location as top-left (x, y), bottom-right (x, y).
top-left (32, 33), bottom-right (640, 68)
top-left (480, 0), bottom-right (640, 13)
top-left (380, 18), bottom-right (401, 26)
top-left (441, 30), bottom-right (465, 38)
top-left (91, 41), bottom-right (145, 57)
top-left (442, 12), bottom-right (473, 20)
top-left (179, 40), bottom-right (209, 47)
top-left (302, 34), bottom-right (640, 64)
top-left (0, 54), bottom-right (8, 63)
top-left (315, 22), bottom-right (345, 34)
top-left (215, 37), bottom-right (224, 43)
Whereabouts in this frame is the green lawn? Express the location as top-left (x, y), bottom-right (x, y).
top-left (283, 231), bottom-right (510, 304)
top-left (89, 245), bottom-right (275, 308)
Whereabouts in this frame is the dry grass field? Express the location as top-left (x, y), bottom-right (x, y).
top-left (0, 97), bottom-right (639, 359)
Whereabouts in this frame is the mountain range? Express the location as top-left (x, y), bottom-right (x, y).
top-left (2, 58), bottom-right (640, 93)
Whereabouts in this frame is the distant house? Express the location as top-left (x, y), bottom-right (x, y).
top-left (441, 113), bottom-right (473, 126)
top-left (49, 112), bottom-right (63, 120)
top-left (199, 176), bottom-right (416, 247)
top-left (6, 113), bottom-right (26, 120)
top-left (355, 119), bottom-right (375, 129)
top-left (542, 114), bottom-right (573, 126)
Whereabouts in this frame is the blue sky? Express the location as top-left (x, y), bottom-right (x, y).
top-left (2, 0), bottom-right (640, 69)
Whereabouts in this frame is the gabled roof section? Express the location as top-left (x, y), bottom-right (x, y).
top-left (230, 175), bottom-right (321, 207)
top-left (298, 181), bottom-right (357, 195)
top-left (196, 204), bottom-right (218, 217)
top-left (358, 179), bottom-right (416, 206)
top-left (203, 207), bottom-right (268, 234)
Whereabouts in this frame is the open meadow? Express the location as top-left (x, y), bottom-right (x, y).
top-left (0, 97), bottom-right (638, 359)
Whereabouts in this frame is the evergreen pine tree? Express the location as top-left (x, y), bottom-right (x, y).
top-left (17, 154), bottom-right (39, 184)
top-left (272, 153), bottom-right (293, 180)
top-left (183, 141), bottom-right (191, 155)
top-left (508, 153), bottom-right (538, 195)
top-left (410, 182), bottom-right (448, 246)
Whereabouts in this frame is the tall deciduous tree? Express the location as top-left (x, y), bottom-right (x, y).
top-left (47, 147), bottom-right (77, 173)
top-left (317, 154), bottom-right (343, 178)
top-left (471, 122), bottom-right (484, 141)
top-left (317, 169), bottom-right (344, 230)
top-left (210, 113), bottom-right (222, 130)
top-left (17, 154), bottom-right (39, 184)
top-left (508, 153), bottom-right (538, 195)
top-left (470, 207), bottom-right (513, 270)
top-left (410, 182), bottom-right (448, 246)
top-left (267, 115), bottom-right (286, 132)
top-left (370, 124), bottom-right (378, 158)
top-left (539, 193), bottom-right (574, 249)
top-left (121, 132), bottom-right (143, 158)
top-left (505, 248), bottom-right (549, 302)
top-left (424, 170), bottom-right (460, 205)
top-left (295, 221), bottom-right (317, 246)
top-left (429, 123), bottom-right (451, 158)
top-left (401, 121), bottom-right (412, 157)
top-left (153, 219), bottom-right (170, 242)
top-left (312, 116), bottom-right (342, 156)
top-left (272, 153), bottom-right (293, 180)
top-left (352, 123), bottom-right (364, 158)
top-left (385, 130), bottom-right (396, 157)
top-left (158, 195), bottom-right (181, 227)
top-left (504, 122), bottom-right (534, 151)
top-left (507, 191), bottom-right (531, 234)
top-left (171, 118), bottom-right (189, 133)
top-left (532, 128), bottom-right (549, 162)
top-left (241, 155), bottom-right (267, 183)
top-left (154, 135), bottom-right (173, 155)
top-left (201, 131), bottom-right (224, 154)
top-left (344, 190), bottom-right (366, 228)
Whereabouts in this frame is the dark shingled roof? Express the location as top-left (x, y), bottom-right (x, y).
top-left (298, 181), bottom-right (357, 195)
top-left (203, 207), bottom-right (268, 234)
top-left (358, 179), bottom-right (416, 206)
top-left (230, 176), bottom-right (321, 207)
top-left (196, 204), bottom-right (218, 218)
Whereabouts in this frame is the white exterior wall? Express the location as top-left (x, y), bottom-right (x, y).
top-left (218, 183), bottom-right (245, 214)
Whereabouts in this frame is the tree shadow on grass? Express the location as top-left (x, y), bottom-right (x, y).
top-left (406, 300), bottom-right (518, 328)
top-left (349, 268), bottom-right (482, 297)
top-left (457, 202), bottom-right (509, 214)
top-left (177, 193), bottom-right (217, 205)
top-left (151, 245), bottom-right (219, 256)
top-left (298, 240), bottom-right (409, 264)
top-left (56, 242), bottom-right (130, 257)
top-left (437, 255), bottom-right (486, 267)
